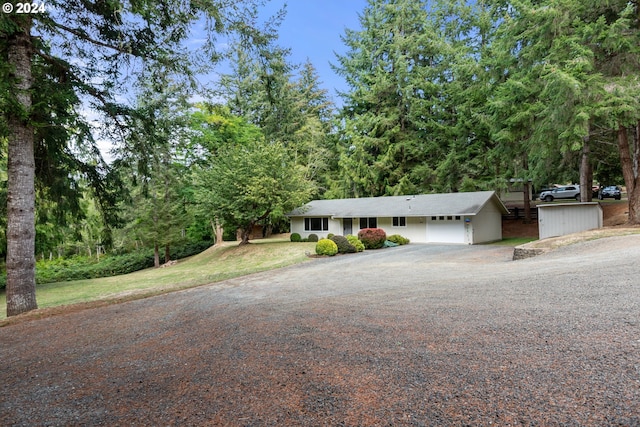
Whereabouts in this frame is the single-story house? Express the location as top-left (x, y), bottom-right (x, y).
top-left (287, 191), bottom-right (509, 244)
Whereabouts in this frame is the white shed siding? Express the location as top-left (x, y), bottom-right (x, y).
top-left (472, 201), bottom-right (503, 243)
top-left (538, 203), bottom-right (603, 239)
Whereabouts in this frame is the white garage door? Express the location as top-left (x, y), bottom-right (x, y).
top-left (426, 219), bottom-right (465, 243)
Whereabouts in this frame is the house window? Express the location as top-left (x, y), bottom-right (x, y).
top-left (439, 216), bottom-right (445, 220)
top-left (455, 216), bottom-right (461, 220)
top-left (447, 216), bottom-right (453, 220)
top-left (305, 217), bottom-right (329, 231)
top-left (431, 216), bottom-right (437, 221)
top-left (392, 216), bottom-right (406, 227)
top-left (359, 217), bottom-right (377, 229)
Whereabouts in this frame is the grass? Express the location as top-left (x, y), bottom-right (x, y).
top-left (0, 238), bottom-right (315, 321)
top-left (492, 237), bottom-right (537, 246)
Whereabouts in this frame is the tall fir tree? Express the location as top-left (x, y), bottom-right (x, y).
top-left (0, 0), bottom-right (262, 316)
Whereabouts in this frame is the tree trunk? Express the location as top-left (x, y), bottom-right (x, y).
top-left (212, 218), bottom-right (224, 246)
top-left (522, 154), bottom-right (532, 223)
top-left (580, 135), bottom-right (593, 202)
top-left (239, 225), bottom-right (252, 245)
top-left (164, 244), bottom-right (170, 264)
top-left (154, 242), bottom-right (160, 268)
top-left (5, 16), bottom-right (38, 317)
top-left (617, 124), bottom-right (640, 224)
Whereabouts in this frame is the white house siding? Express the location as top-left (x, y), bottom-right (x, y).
top-left (472, 201), bottom-right (504, 243)
top-left (289, 217), bottom-right (341, 240)
top-left (538, 203), bottom-right (602, 239)
top-left (373, 217), bottom-right (428, 243)
top-left (426, 217), bottom-right (466, 243)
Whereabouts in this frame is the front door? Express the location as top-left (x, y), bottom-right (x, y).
top-left (343, 218), bottom-right (352, 235)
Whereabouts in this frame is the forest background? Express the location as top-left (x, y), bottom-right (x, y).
top-left (2, 0), bottom-right (640, 316)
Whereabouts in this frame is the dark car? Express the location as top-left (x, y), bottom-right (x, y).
top-left (598, 185), bottom-right (621, 200)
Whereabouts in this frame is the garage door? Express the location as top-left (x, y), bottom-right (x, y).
top-left (426, 219), bottom-right (465, 243)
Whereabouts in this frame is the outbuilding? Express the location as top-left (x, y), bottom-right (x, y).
top-left (287, 191), bottom-right (509, 244)
top-left (537, 202), bottom-right (603, 239)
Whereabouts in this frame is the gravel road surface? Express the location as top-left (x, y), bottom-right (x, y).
top-left (1, 236), bottom-right (639, 426)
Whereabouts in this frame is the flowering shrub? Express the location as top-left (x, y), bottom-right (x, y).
top-left (315, 238), bottom-right (338, 256)
top-left (330, 235), bottom-right (357, 253)
top-left (387, 234), bottom-right (410, 245)
top-left (290, 233), bottom-right (302, 242)
top-left (346, 234), bottom-right (365, 252)
top-left (358, 228), bottom-right (387, 249)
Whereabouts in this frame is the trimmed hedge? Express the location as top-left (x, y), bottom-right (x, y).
top-left (290, 233), bottom-right (302, 242)
top-left (315, 238), bottom-right (338, 256)
top-left (358, 228), bottom-right (387, 249)
top-left (387, 234), bottom-right (410, 245)
top-left (0, 241), bottom-right (212, 288)
top-left (307, 233), bottom-right (319, 242)
top-left (330, 235), bottom-right (357, 253)
top-left (346, 235), bottom-right (365, 252)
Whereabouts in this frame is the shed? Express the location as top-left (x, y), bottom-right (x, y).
top-left (287, 191), bottom-right (509, 244)
top-left (538, 202), bottom-right (603, 240)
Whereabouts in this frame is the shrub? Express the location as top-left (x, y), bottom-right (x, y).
top-left (327, 233), bottom-right (335, 239)
top-left (290, 233), bottom-right (302, 242)
top-left (387, 234), bottom-right (410, 245)
top-left (330, 235), bottom-right (356, 254)
top-left (358, 228), bottom-right (387, 249)
top-left (346, 234), bottom-right (365, 252)
top-left (0, 241), bottom-right (212, 287)
top-left (315, 238), bottom-right (338, 256)
top-left (307, 233), bottom-right (319, 242)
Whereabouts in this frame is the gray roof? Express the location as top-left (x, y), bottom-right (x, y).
top-left (287, 191), bottom-right (509, 218)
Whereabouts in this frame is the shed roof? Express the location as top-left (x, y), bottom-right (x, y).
top-left (287, 191), bottom-right (508, 218)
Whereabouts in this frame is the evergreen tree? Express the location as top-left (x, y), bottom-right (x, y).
top-left (1, 1), bottom-right (262, 316)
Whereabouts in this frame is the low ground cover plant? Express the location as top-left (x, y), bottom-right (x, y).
top-left (387, 234), bottom-right (410, 245)
top-left (358, 228), bottom-right (387, 249)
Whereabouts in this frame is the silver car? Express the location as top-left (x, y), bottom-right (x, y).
top-left (539, 185), bottom-right (580, 202)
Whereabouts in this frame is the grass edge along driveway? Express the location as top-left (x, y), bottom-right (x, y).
top-left (0, 238), bottom-right (316, 323)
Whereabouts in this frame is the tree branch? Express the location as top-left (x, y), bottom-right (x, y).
top-left (50, 22), bottom-right (135, 56)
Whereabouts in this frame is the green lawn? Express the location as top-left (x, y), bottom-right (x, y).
top-left (0, 238), bottom-right (315, 320)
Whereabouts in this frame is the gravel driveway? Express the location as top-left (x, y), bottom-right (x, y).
top-left (1, 237), bottom-right (639, 426)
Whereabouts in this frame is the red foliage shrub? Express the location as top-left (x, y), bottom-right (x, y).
top-left (357, 228), bottom-right (387, 249)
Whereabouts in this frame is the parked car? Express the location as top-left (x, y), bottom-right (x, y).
top-left (539, 185), bottom-right (580, 202)
top-left (598, 185), bottom-right (621, 200)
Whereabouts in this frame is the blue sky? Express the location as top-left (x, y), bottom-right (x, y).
top-left (258, 0), bottom-right (368, 103)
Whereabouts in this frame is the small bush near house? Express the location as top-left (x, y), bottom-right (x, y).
top-left (346, 235), bottom-right (365, 252)
top-left (330, 235), bottom-right (357, 253)
top-left (387, 234), bottom-right (410, 245)
top-left (327, 233), bottom-right (335, 239)
top-left (315, 238), bottom-right (338, 256)
top-left (290, 233), bottom-right (302, 242)
top-left (307, 233), bottom-right (319, 242)
top-left (358, 228), bottom-right (387, 249)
